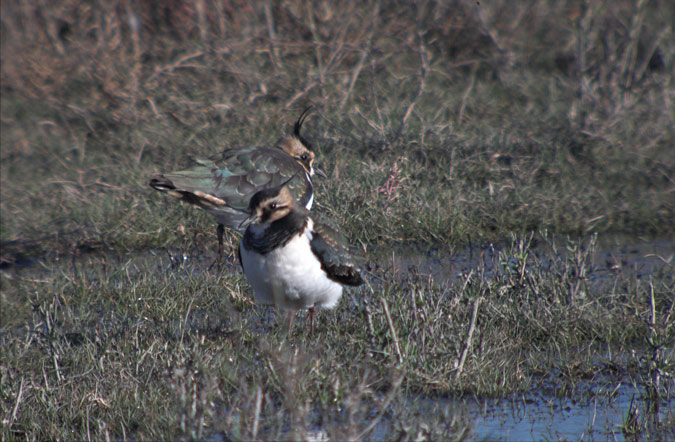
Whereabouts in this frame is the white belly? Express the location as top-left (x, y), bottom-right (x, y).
top-left (240, 228), bottom-right (343, 311)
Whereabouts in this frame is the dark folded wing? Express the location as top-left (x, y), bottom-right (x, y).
top-left (309, 213), bottom-right (363, 286)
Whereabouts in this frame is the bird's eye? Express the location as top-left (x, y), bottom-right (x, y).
top-left (300, 153), bottom-right (309, 161)
top-left (269, 202), bottom-right (278, 210)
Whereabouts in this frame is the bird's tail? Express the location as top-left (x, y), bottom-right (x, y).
top-left (149, 174), bottom-right (226, 209)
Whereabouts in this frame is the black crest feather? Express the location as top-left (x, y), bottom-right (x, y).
top-left (293, 106), bottom-right (314, 150)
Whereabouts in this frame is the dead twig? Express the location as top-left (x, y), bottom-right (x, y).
top-left (306, 0), bottom-right (324, 90)
top-left (340, 48), bottom-right (369, 112)
top-left (251, 386), bottom-right (262, 438)
top-left (9, 377), bottom-right (25, 425)
top-left (149, 51), bottom-right (206, 81)
top-left (263, 0), bottom-right (283, 71)
top-left (455, 297), bottom-right (482, 380)
top-left (381, 296), bottom-right (403, 364)
top-left (283, 81), bottom-right (317, 109)
top-left (457, 62), bottom-right (478, 125)
top-left (339, 2), bottom-right (378, 111)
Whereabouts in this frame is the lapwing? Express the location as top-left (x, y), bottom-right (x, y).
top-left (239, 185), bottom-right (363, 334)
top-left (149, 108), bottom-right (325, 260)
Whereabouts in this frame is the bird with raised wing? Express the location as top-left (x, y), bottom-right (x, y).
top-left (149, 108), bottom-right (325, 260)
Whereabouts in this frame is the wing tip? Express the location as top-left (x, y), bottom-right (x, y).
top-left (149, 174), bottom-right (176, 191)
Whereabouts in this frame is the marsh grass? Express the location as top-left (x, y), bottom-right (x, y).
top-left (1, 0), bottom-right (674, 439)
top-left (2, 234), bottom-right (673, 439)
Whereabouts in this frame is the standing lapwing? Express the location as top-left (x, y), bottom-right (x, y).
top-left (239, 184), bottom-right (363, 334)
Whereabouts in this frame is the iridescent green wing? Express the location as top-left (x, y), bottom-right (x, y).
top-left (159, 146), bottom-right (309, 211)
top-left (210, 147), bottom-right (310, 210)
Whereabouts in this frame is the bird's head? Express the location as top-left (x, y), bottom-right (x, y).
top-left (274, 107), bottom-right (326, 178)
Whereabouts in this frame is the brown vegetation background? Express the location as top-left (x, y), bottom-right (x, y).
top-left (1, 0), bottom-right (673, 256)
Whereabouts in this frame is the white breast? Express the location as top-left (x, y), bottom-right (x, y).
top-left (304, 171), bottom-right (314, 210)
top-left (240, 219), bottom-right (343, 311)
top-left (304, 193), bottom-right (314, 210)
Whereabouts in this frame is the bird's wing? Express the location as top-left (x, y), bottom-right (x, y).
top-left (309, 212), bottom-right (363, 286)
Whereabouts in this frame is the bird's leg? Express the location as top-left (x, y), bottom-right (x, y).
top-left (308, 306), bottom-right (316, 335)
top-left (285, 310), bottom-right (296, 338)
top-left (217, 224), bottom-right (224, 263)
top-left (208, 224), bottom-right (226, 272)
